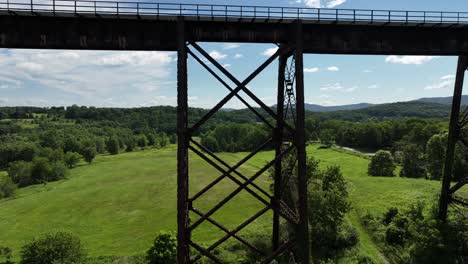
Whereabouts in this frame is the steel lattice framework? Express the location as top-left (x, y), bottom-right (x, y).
top-left (439, 56), bottom-right (468, 221)
top-left (177, 18), bottom-right (309, 263)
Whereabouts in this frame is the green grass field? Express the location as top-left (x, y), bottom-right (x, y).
top-left (0, 144), bottom-right (465, 262)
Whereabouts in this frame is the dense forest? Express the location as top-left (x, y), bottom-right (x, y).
top-left (0, 101), bottom-right (463, 194)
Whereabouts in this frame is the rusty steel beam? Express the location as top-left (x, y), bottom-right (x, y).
top-left (176, 17), bottom-right (190, 264)
top-left (294, 21), bottom-right (310, 263)
top-left (439, 55), bottom-right (468, 222)
top-left (186, 47), bottom-right (274, 130)
top-left (273, 52), bottom-right (287, 251)
top-left (189, 41), bottom-right (296, 134)
top-left (189, 138), bottom-right (273, 202)
top-left (190, 139), bottom-right (272, 199)
top-left (189, 144), bottom-right (295, 231)
top-left (189, 44), bottom-right (286, 134)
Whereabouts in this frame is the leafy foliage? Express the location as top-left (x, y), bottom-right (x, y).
top-left (20, 232), bottom-right (86, 264)
top-left (146, 231), bottom-right (177, 264)
top-left (400, 144), bottom-right (426, 178)
top-left (64, 152), bottom-right (82, 169)
top-left (368, 150), bottom-right (395, 177)
top-left (0, 174), bottom-right (16, 199)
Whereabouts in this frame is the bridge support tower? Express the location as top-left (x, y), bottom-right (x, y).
top-left (439, 56), bottom-right (468, 221)
top-left (177, 18), bottom-right (310, 263)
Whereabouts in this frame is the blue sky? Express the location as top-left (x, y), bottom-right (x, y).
top-left (1, 0), bottom-right (468, 108)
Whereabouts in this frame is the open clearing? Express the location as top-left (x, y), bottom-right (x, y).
top-left (1, 144), bottom-right (464, 261)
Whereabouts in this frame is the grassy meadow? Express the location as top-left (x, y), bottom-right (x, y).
top-left (0, 144), bottom-right (465, 262)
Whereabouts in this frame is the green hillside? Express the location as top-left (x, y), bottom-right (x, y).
top-left (0, 145), bottom-right (464, 262)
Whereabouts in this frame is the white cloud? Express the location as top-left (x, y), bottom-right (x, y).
top-left (0, 50), bottom-right (174, 103)
top-left (303, 0), bottom-right (320, 8)
top-left (223, 43), bottom-right (240, 50)
top-left (304, 67), bottom-right (319, 73)
top-left (345, 86), bottom-right (357, 92)
top-left (16, 62), bottom-right (44, 73)
top-left (424, 80), bottom-right (454, 90)
top-left (208, 50), bottom-right (227, 60)
top-left (327, 66), bottom-right (339, 71)
top-left (385, 56), bottom-right (437, 65)
top-left (303, 0), bottom-right (346, 8)
top-left (234, 54), bottom-right (243, 59)
top-left (363, 69), bottom-right (373, 73)
top-left (319, 94), bottom-right (330, 98)
top-left (441, 74), bottom-right (455, 80)
top-left (262, 47), bottom-right (279, 56)
top-left (97, 52), bottom-right (172, 66)
top-left (320, 83), bottom-right (343, 91)
top-left (324, 0), bottom-right (346, 8)
top-left (223, 64), bottom-right (232, 68)
top-left (368, 84), bottom-right (378, 89)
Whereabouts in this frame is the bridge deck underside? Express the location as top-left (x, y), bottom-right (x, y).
top-left (1, 14), bottom-right (468, 55)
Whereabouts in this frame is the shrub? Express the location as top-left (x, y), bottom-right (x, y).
top-left (400, 144), bottom-right (426, 178)
top-left (49, 162), bottom-right (68, 181)
top-left (64, 152), bottom-right (82, 169)
top-left (368, 150), bottom-right (395, 176)
top-left (0, 174), bottom-right (16, 199)
top-left (81, 147), bottom-right (97, 164)
top-left (105, 137), bottom-right (120, 155)
top-left (146, 231), bottom-right (177, 264)
top-left (8, 161), bottom-right (33, 187)
top-left (20, 232), bottom-right (86, 264)
top-left (0, 246), bottom-right (13, 264)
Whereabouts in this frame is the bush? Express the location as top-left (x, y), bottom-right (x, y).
top-left (400, 144), bottom-right (426, 178)
top-left (0, 246), bottom-right (13, 264)
top-left (0, 174), bottom-right (16, 199)
top-left (20, 232), bottom-right (86, 264)
top-left (64, 152), bottom-right (82, 169)
top-left (146, 231), bottom-right (177, 264)
top-left (81, 147), bottom-right (97, 164)
top-left (105, 137), bottom-right (120, 155)
top-left (368, 150), bottom-right (395, 176)
top-left (8, 161), bottom-right (33, 187)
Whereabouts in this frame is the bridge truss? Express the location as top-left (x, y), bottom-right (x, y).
top-left (177, 18), bottom-right (309, 263)
top-left (439, 56), bottom-right (468, 221)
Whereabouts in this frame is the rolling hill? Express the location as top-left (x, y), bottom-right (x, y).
top-left (1, 145), bottom-right (465, 262)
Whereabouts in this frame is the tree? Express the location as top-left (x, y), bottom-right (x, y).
top-left (49, 162), bottom-right (68, 182)
top-left (81, 147), bottom-right (96, 164)
top-left (20, 232), bottom-right (86, 264)
top-left (146, 231), bottom-right (176, 264)
top-left (158, 132), bottom-right (170, 148)
top-left (106, 137), bottom-right (120, 155)
top-left (308, 164), bottom-right (355, 253)
top-left (426, 133), bottom-right (447, 180)
top-left (7, 161), bottom-right (33, 187)
top-left (400, 144), bottom-right (426, 178)
top-left (0, 174), bottom-right (16, 199)
top-left (31, 157), bottom-right (52, 184)
top-left (147, 133), bottom-right (156, 146)
top-left (64, 152), bottom-right (81, 169)
top-left (137, 134), bottom-right (148, 148)
top-left (0, 246), bottom-right (13, 264)
top-left (320, 129), bottom-right (335, 147)
top-left (368, 150), bottom-right (396, 176)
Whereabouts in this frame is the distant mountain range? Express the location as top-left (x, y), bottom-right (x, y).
top-left (303, 95), bottom-right (468, 112)
top-left (413, 95), bottom-right (468, 105)
top-left (304, 103), bottom-right (374, 112)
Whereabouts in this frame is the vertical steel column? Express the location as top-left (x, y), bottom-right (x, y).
top-left (177, 17), bottom-right (190, 263)
top-left (439, 55), bottom-right (468, 221)
top-left (273, 53), bottom-right (287, 251)
top-left (295, 21), bottom-right (310, 263)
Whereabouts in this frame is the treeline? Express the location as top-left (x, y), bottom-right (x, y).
top-left (0, 117), bottom-right (174, 197)
top-left (201, 123), bottom-right (271, 152)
